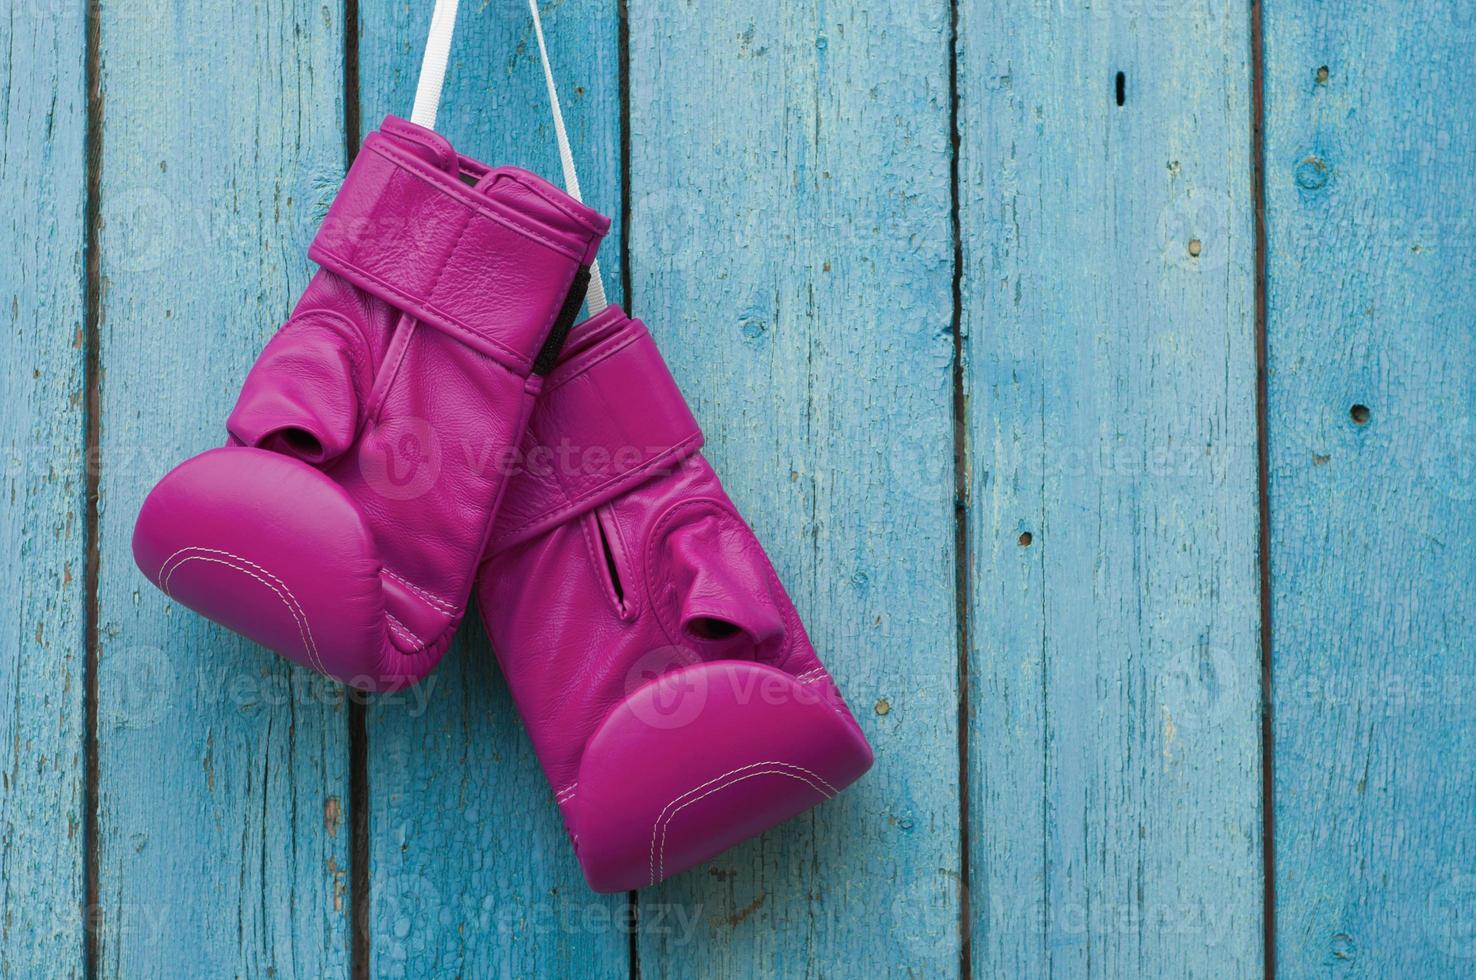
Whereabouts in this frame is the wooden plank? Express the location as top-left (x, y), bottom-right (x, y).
top-left (93, 3), bottom-right (350, 974)
top-left (627, 2), bottom-right (960, 974)
top-left (354, 2), bottom-right (629, 975)
top-left (1264, 5), bottom-right (1476, 973)
top-left (0, 3), bottom-right (89, 973)
top-left (959, 2), bottom-right (1263, 974)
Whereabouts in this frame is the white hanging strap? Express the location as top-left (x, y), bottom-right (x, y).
top-left (528, 0), bottom-right (608, 314)
top-left (411, 0), bottom-right (459, 129)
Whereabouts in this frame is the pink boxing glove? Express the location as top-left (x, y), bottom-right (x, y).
top-left (132, 116), bottom-right (609, 690)
top-left (478, 305), bottom-right (873, 892)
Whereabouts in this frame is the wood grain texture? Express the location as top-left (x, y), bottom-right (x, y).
top-left (627, 2), bottom-right (960, 975)
top-left (0, 2), bottom-right (89, 974)
top-left (92, 3), bottom-right (350, 974)
top-left (15, 0), bottom-right (1476, 971)
top-left (354, 1), bottom-right (629, 975)
top-left (1264, 4), bottom-right (1476, 974)
top-left (958, 2), bottom-right (1263, 975)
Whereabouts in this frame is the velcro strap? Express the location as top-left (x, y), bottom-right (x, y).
top-left (309, 132), bottom-right (590, 373)
top-left (489, 309), bottom-right (704, 553)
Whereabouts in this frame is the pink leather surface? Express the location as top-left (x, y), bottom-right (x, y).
top-left (488, 308), bottom-right (703, 553)
top-left (133, 117), bottom-right (609, 690)
top-left (479, 306), bottom-right (873, 891)
top-left (310, 121), bottom-right (606, 373)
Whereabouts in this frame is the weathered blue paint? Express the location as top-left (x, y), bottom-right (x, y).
top-left (11, 0), bottom-right (1476, 974)
top-left (92, 2), bottom-right (351, 975)
top-left (1265, 3), bottom-right (1476, 974)
top-left (960, 2), bottom-right (1264, 974)
top-left (626, 2), bottom-right (961, 975)
top-left (355, 1), bottom-right (629, 975)
top-left (0, 2), bottom-right (89, 974)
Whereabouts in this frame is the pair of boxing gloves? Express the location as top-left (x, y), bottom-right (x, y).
top-left (132, 116), bottom-right (872, 892)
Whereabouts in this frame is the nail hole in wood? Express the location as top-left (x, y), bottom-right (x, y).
top-left (1316, 65), bottom-right (1330, 84)
top-left (1350, 404), bottom-right (1371, 425)
top-left (1115, 71), bottom-right (1126, 107)
top-left (1188, 239), bottom-right (1203, 258)
top-left (1018, 531), bottom-right (1033, 547)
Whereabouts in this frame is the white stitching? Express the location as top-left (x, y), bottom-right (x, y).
top-left (794, 667), bottom-right (826, 684)
top-left (647, 761), bottom-right (837, 886)
top-left (159, 547), bottom-right (322, 673)
top-left (381, 568), bottom-right (456, 614)
top-left (555, 781), bottom-right (578, 803)
top-left (385, 619), bottom-right (416, 647)
top-left (383, 611), bottom-right (424, 652)
top-left (653, 768), bottom-right (833, 885)
top-left (157, 547), bottom-right (325, 675)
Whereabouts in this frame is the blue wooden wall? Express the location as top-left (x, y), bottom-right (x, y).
top-left (2, 0), bottom-right (1472, 976)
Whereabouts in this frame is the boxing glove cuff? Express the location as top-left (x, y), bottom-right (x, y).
top-left (310, 116), bottom-right (606, 372)
top-left (489, 306), bottom-right (703, 554)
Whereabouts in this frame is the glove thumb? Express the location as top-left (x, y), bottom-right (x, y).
top-left (660, 509), bottom-right (788, 659)
top-left (227, 308), bottom-right (369, 465)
